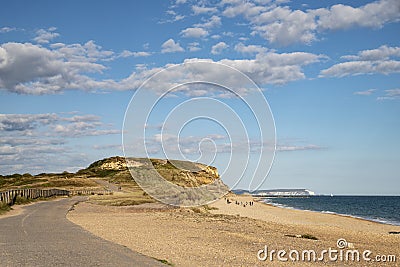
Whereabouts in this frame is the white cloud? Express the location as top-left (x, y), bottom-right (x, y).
top-left (188, 42), bottom-right (201, 52)
top-left (354, 89), bottom-right (376, 96)
top-left (176, 0), bottom-right (187, 4)
top-left (320, 45), bottom-right (400, 77)
top-left (0, 113), bottom-right (118, 137)
top-left (161, 10), bottom-right (186, 23)
top-left (222, 0), bottom-right (400, 46)
top-left (0, 112), bottom-right (120, 174)
top-left (119, 50), bottom-right (151, 58)
top-left (234, 42), bottom-right (267, 54)
top-left (194, 15), bottom-right (222, 29)
top-left (252, 7), bottom-right (317, 45)
top-left (0, 113), bottom-right (57, 131)
top-left (222, 1), bottom-right (265, 18)
top-left (315, 0), bottom-right (400, 30)
top-left (377, 88), bottom-right (400, 100)
top-left (174, 15), bottom-right (185, 21)
top-left (0, 42), bottom-right (112, 94)
top-left (0, 40), bottom-right (324, 94)
top-left (276, 144), bottom-right (323, 152)
top-left (52, 40), bottom-right (115, 62)
top-left (211, 42), bottom-right (229, 54)
top-left (180, 27), bottom-right (209, 38)
top-left (0, 27), bottom-right (17, 33)
top-left (161, 38), bottom-right (185, 53)
top-left (220, 51), bottom-right (324, 84)
top-left (33, 27), bottom-right (60, 44)
top-left (341, 45), bottom-right (400, 61)
top-left (320, 60), bottom-right (400, 77)
top-left (222, 31), bottom-right (235, 37)
top-left (192, 5), bottom-right (218, 15)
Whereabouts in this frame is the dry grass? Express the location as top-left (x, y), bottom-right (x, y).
top-left (88, 190), bottom-right (155, 206)
top-left (40, 178), bottom-right (100, 189)
top-left (0, 202), bottom-right (12, 215)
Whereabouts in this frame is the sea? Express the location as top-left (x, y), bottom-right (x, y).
top-left (260, 196), bottom-right (400, 226)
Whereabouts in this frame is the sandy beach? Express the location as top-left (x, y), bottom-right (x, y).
top-left (67, 195), bottom-right (400, 266)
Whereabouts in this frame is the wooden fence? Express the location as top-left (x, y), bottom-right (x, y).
top-left (0, 188), bottom-right (114, 207)
top-left (0, 188), bottom-right (70, 206)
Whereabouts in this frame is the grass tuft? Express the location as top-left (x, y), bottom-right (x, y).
top-left (155, 258), bottom-right (174, 266)
top-left (14, 195), bottom-right (31, 205)
top-left (0, 202), bottom-right (12, 215)
top-left (285, 233), bottom-right (318, 240)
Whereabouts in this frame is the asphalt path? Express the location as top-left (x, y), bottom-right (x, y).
top-left (0, 197), bottom-right (165, 266)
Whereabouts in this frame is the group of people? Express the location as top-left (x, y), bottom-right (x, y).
top-left (225, 198), bottom-right (254, 207)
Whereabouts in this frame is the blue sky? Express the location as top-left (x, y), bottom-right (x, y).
top-left (0, 0), bottom-right (399, 195)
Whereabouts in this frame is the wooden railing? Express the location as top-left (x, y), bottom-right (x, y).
top-left (0, 188), bottom-right (70, 206)
top-left (0, 188), bottom-right (113, 207)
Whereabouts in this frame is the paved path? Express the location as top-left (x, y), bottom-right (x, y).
top-left (0, 197), bottom-right (164, 266)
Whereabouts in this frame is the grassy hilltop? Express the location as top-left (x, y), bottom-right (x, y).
top-left (0, 156), bottom-right (223, 206)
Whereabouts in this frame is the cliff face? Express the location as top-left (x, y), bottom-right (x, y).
top-left (98, 158), bottom-right (127, 170)
top-left (87, 156), bottom-right (220, 187)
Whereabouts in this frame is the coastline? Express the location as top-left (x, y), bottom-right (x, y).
top-left (258, 197), bottom-right (400, 227)
top-left (257, 196), bottom-right (400, 227)
top-left (67, 194), bottom-right (400, 266)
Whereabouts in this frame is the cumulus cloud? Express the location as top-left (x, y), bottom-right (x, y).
top-left (192, 5), bottom-right (218, 15)
top-left (222, 1), bottom-right (265, 18)
top-left (315, 0), bottom-right (400, 30)
top-left (234, 42), bottom-right (267, 54)
top-left (33, 27), bottom-right (60, 44)
top-left (0, 38), bottom-right (323, 94)
top-left (341, 45), bottom-right (400, 61)
top-left (0, 113), bottom-right (120, 174)
top-left (221, 0), bottom-right (400, 46)
top-left (0, 42), bottom-right (110, 94)
top-left (211, 42), bottom-right (229, 54)
top-left (194, 15), bottom-right (222, 29)
top-left (51, 40), bottom-right (115, 62)
top-left (320, 45), bottom-right (400, 77)
top-left (180, 27), bottom-right (209, 38)
top-left (220, 51), bottom-right (324, 84)
top-left (161, 38), bottom-right (185, 53)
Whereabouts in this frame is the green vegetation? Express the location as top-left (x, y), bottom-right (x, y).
top-left (301, 234), bottom-right (318, 240)
top-left (191, 207), bottom-right (202, 213)
top-left (88, 191), bottom-right (155, 206)
top-left (203, 205), bottom-right (218, 211)
top-left (40, 178), bottom-right (98, 188)
top-left (1, 156), bottom-right (222, 208)
top-left (0, 202), bottom-right (11, 215)
top-left (285, 234), bottom-right (318, 240)
top-left (154, 258), bottom-right (174, 266)
top-left (14, 195), bottom-right (31, 205)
